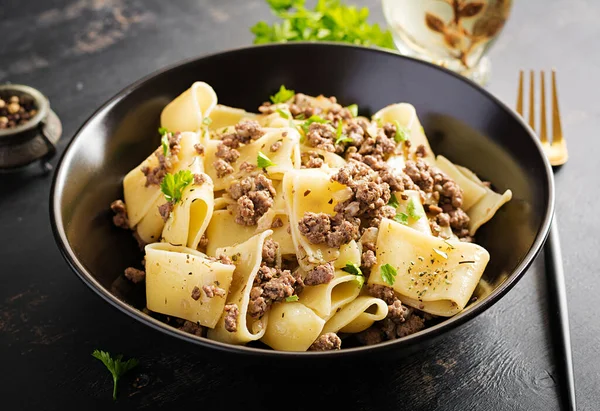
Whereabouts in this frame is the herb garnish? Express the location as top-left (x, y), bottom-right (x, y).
top-left (387, 193), bottom-right (400, 208)
top-left (342, 261), bottom-right (362, 276)
top-left (270, 85), bottom-right (295, 104)
top-left (380, 263), bottom-right (397, 286)
top-left (257, 151), bottom-right (277, 169)
top-left (160, 170), bottom-right (194, 204)
top-left (251, 0), bottom-right (394, 49)
top-left (393, 120), bottom-right (409, 143)
top-left (346, 104), bottom-right (358, 117)
top-left (407, 198), bottom-right (423, 221)
top-left (276, 108), bottom-right (290, 119)
top-left (161, 133), bottom-right (170, 157)
top-left (335, 121), bottom-right (352, 145)
top-left (300, 115), bottom-right (328, 134)
top-left (92, 350), bottom-right (139, 400)
top-left (285, 295), bottom-right (299, 302)
top-left (158, 126), bottom-right (169, 135)
top-left (202, 117), bottom-right (212, 126)
top-left (394, 212), bottom-right (409, 225)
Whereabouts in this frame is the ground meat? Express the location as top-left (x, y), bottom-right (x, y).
top-left (304, 263), bottom-right (335, 286)
top-left (142, 132), bottom-right (182, 186)
top-left (223, 304), bottom-right (239, 332)
top-left (308, 333), bottom-right (342, 351)
top-left (357, 129), bottom-right (396, 159)
top-left (256, 264), bottom-right (275, 283)
top-left (262, 239), bottom-right (279, 266)
top-left (124, 267), bottom-right (145, 284)
top-left (428, 204), bottom-right (443, 215)
top-left (287, 93), bottom-right (323, 118)
top-left (194, 173), bottom-right (208, 185)
top-left (324, 103), bottom-right (353, 127)
top-left (234, 120), bottom-right (264, 142)
top-left (228, 174), bottom-right (276, 200)
top-left (448, 208), bottom-right (470, 231)
top-left (404, 159), bottom-right (434, 192)
top-left (396, 314), bottom-right (425, 337)
top-left (178, 320), bottom-right (204, 336)
top-left (215, 254), bottom-right (234, 265)
top-left (214, 159), bottom-right (234, 178)
top-left (416, 144), bottom-right (427, 158)
top-left (362, 155), bottom-right (409, 192)
top-left (194, 143), bottom-right (205, 155)
top-left (356, 327), bottom-right (384, 346)
top-left (228, 174), bottom-right (276, 226)
top-left (110, 199), bottom-right (129, 229)
top-left (198, 234), bottom-right (209, 250)
top-left (301, 151), bottom-right (324, 169)
top-left (387, 300), bottom-right (408, 324)
top-left (367, 283), bottom-right (396, 305)
top-left (298, 212), bottom-right (331, 244)
top-left (326, 217), bottom-right (359, 247)
top-left (158, 202), bottom-right (173, 222)
top-left (306, 122), bottom-right (336, 152)
top-left (262, 270), bottom-right (296, 301)
top-left (342, 118), bottom-right (366, 146)
top-left (191, 286), bottom-right (201, 300)
top-left (270, 141), bottom-right (282, 152)
top-left (271, 217), bottom-right (284, 228)
top-left (382, 122), bottom-right (397, 140)
top-left (437, 212), bottom-right (450, 227)
top-left (215, 143), bottom-right (240, 163)
top-left (202, 284), bottom-right (226, 298)
top-left (238, 161), bottom-right (256, 173)
top-left (361, 250), bottom-right (377, 268)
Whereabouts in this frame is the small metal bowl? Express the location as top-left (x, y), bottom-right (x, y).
top-left (0, 84), bottom-right (62, 172)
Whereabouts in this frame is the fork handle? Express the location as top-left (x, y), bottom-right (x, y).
top-left (545, 215), bottom-right (577, 410)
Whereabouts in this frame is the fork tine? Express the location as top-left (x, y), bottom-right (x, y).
top-left (529, 70), bottom-right (535, 130)
top-left (552, 70), bottom-right (564, 143)
top-left (517, 70), bottom-right (524, 115)
top-left (540, 71), bottom-right (548, 144)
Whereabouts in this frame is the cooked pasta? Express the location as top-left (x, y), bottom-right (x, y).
top-left (109, 82), bottom-right (512, 351)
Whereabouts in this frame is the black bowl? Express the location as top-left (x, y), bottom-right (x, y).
top-left (50, 43), bottom-right (553, 360)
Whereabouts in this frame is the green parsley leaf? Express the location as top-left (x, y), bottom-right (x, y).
top-left (257, 151), bottom-right (276, 169)
top-left (342, 261), bottom-right (362, 276)
top-left (270, 85), bottom-right (295, 104)
top-left (160, 170), bottom-right (194, 204)
top-left (202, 117), bottom-right (212, 126)
top-left (406, 198), bottom-right (424, 221)
top-left (161, 133), bottom-right (170, 157)
top-left (394, 212), bottom-right (409, 225)
top-left (355, 274), bottom-right (365, 289)
top-left (276, 108), bottom-right (290, 119)
top-left (393, 120), bottom-right (410, 143)
top-left (295, 113), bottom-right (306, 120)
top-left (334, 121), bottom-right (352, 145)
top-left (380, 263), bottom-right (397, 286)
top-left (285, 295), bottom-right (299, 302)
top-left (158, 127), bottom-right (170, 135)
top-left (346, 104), bottom-right (358, 117)
top-left (300, 115), bottom-right (328, 134)
top-left (92, 350), bottom-right (138, 400)
top-left (251, 0), bottom-right (395, 49)
top-left (387, 193), bottom-right (400, 208)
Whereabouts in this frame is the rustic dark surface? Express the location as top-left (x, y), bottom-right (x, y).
top-left (0, 0), bottom-right (598, 410)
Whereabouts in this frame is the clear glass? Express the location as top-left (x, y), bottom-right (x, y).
top-left (382, 0), bottom-right (513, 85)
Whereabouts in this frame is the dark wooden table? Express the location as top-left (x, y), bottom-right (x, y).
top-left (1, 0), bottom-right (598, 409)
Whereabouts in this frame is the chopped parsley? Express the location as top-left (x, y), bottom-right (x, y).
top-left (257, 151), bottom-right (276, 169)
top-left (407, 198), bottom-right (423, 221)
top-left (335, 121), bottom-right (352, 145)
top-left (342, 261), bottom-right (362, 276)
top-left (355, 274), bottom-right (365, 289)
top-left (394, 212), bottom-right (409, 225)
top-left (393, 120), bottom-right (410, 143)
top-left (285, 295), bottom-right (299, 302)
top-left (346, 104), bottom-right (358, 117)
top-left (387, 193), bottom-right (400, 208)
top-left (276, 108), bottom-right (290, 119)
top-left (160, 170), bottom-right (194, 204)
top-left (161, 133), bottom-right (170, 157)
top-left (380, 263), bottom-right (397, 286)
top-left (270, 85), bottom-right (295, 104)
top-left (92, 350), bottom-right (139, 400)
top-left (251, 0), bottom-right (394, 49)
top-left (300, 114), bottom-right (328, 134)
top-left (202, 117), bottom-right (212, 126)
top-left (158, 126), bottom-right (169, 135)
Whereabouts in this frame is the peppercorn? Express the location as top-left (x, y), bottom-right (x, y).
top-left (0, 93), bottom-right (37, 129)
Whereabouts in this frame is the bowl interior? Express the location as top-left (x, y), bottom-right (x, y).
top-left (52, 44), bottom-right (552, 356)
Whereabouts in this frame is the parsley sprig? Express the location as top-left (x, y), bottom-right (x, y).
top-left (393, 120), bottom-right (410, 143)
top-left (257, 151), bottom-right (277, 169)
top-left (380, 263), bottom-right (397, 286)
top-left (270, 85), bottom-right (295, 104)
top-left (251, 0), bottom-right (395, 49)
top-left (159, 127), bottom-right (170, 157)
top-left (285, 295), bottom-right (299, 302)
top-left (335, 121), bottom-right (352, 145)
top-left (406, 198), bottom-right (424, 221)
top-left (92, 350), bottom-right (139, 400)
top-left (342, 262), bottom-right (364, 288)
top-left (160, 170), bottom-right (194, 204)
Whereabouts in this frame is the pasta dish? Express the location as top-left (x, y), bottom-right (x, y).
top-left (109, 82), bottom-right (512, 351)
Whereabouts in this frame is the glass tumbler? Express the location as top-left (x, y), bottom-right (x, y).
top-left (382, 0), bottom-right (513, 85)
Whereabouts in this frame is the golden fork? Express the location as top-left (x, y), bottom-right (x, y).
top-left (517, 70), bottom-right (568, 165)
top-left (517, 70), bottom-right (576, 410)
